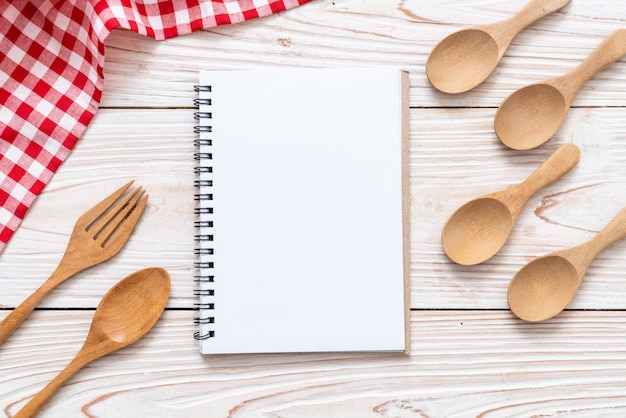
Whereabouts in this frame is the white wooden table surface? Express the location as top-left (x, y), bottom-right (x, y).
top-left (3, 0), bottom-right (626, 416)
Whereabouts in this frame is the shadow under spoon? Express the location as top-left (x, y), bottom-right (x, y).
top-left (441, 143), bottom-right (580, 265)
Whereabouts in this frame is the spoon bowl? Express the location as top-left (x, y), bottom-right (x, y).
top-left (91, 267), bottom-right (170, 345)
top-left (426, 29), bottom-right (500, 94)
top-left (495, 83), bottom-right (567, 150)
top-left (442, 143), bottom-right (580, 265)
top-left (508, 206), bottom-right (626, 322)
top-left (495, 28), bottom-right (626, 150)
top-left (426, 0), bottom-right (571, 94)
top-left (15, 267), bottom-right (170, 417)
top-left (442, 198), bottom-right (513, 265)
top-left (507, 255), bottom-right (579, 322)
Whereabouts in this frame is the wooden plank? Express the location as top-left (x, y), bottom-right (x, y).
top-left (3, 1), bottom-right (626, 416)
top-left (2, 106), bottom-right (625, 310)
top-left (0, 109), bottom-right (197, 310)
top-left (411, 107), bottom-right (626, 309)
top-left (100, 0), bottom-right (626, 109)
top-left (3, 310), bottom-right (626, 417)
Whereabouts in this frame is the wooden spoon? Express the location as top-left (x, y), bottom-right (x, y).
top-left (495, 28), bottom-right (626, 150)
top-left (508, 206), bottom-right (626, 322)
top-left (426, 0), bottom-right (571, 94)
top-left (14, 267), bottom-right (170, 418)
top-left (442, 143), bottom-right (579, 265)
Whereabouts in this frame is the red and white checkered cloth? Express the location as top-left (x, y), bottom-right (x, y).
top-left (0, 0), bottom-right (310, 252)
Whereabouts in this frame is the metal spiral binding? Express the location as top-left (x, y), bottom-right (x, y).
top-left (193, 84), bottom-right (215, 341)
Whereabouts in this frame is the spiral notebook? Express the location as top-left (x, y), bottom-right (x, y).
top-left (194, 67), bottom-right (410, 354)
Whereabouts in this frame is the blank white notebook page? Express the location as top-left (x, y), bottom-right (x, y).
top-left (195, 67), bottom-right (408, 354)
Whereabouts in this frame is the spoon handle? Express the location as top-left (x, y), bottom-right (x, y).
top-left (495, 144), bottom-right (580, 217)
top-left (506, 143), bottom-right (580, 211)
top-left (577, 206), bottom-right (626, 266)
top-left (487, 0), bottom-right (571, 49)
top-left (14, 351), bottom-right (93, 418)
top-left (554, 29), bottom-right (626, 102)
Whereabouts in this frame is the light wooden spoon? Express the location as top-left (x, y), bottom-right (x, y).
top-left (508, 206), bottom-right (626, 322)
top-left (442, 143), bottom-right (579, 265)
top-left (495, 28), bottom-right (626, 150)
top-left (14, 267), bottom-right (170, 418)
top-left (426, 0), bottom-right (571, 94)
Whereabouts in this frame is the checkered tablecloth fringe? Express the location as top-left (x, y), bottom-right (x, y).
top-left (0, 0), bottom-right (310, 252)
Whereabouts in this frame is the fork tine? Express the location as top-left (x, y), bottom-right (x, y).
top-left (97, 194), bottom-right (148, 253)
top-left (75, 181), bottom-right (134, 230)
top-left (89, 186), bottom-right (142, 238)
top-left (94, 188), bottom-right (147, 247)
top-left (0, 181), bottom-right (148, 348)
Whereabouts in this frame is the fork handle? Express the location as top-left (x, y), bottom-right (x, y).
top-left (0, 268), bottom-right (72, 345)
top-left (0, 282), bottom-right (53, 345)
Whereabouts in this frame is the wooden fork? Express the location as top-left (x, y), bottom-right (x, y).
top-left (0, 181), bottom-right (148, 345)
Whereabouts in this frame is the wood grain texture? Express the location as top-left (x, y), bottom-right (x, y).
top-left (3, 107), bottom-right (625, 310)
top-left (0, 109), bottom-right (196, 310)
top-left (2, 0), bottom-right (626, 416)
top-left (4, 310), bottom-right (626, 417)
top-left (11, 268), bottom-right (170, 418)
top-left (0, 182), bottom-right (149, 347)
top-left (99, 0), bottom-right (626, 108)
top-left (412, 107), bottom-right (626, 310)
